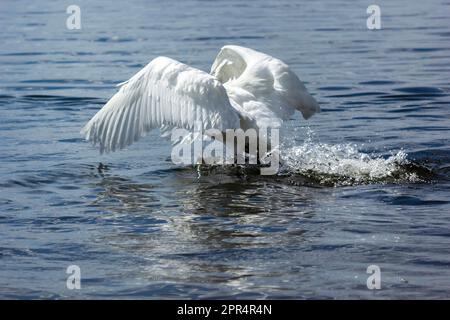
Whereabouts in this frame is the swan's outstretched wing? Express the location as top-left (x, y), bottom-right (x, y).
top-left (81, 57), bottom-right (240, 153)
top-left (211, 45), bottom-right (320, 129)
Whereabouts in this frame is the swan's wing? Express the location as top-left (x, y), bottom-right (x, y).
top-left (211, 45), bottom-right (320, 128)
top-left (81, 57), bottom-right (240, 153)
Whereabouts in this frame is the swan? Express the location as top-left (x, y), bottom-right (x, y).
top-left (81, 45), bottom-right (320, 165)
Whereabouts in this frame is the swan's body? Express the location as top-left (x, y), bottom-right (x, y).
top-left (81, 45), bottom-right (319, 157)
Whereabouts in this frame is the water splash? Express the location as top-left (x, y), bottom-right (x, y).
top-left (281, 130), bottom-right (423, 186)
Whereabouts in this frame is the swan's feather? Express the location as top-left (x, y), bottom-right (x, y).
top-left (81, 56), bottom-right (240, 153)
top-left (82, 46), bottom-right (320, 155)
top-left (211, 45), bottom-right (320, 129)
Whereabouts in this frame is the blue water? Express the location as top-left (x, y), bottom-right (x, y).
top-left (1, 0), bottom-right (450, 299)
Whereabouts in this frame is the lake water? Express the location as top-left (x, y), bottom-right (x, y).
top-left (0, 0), bottom-right (449, 299)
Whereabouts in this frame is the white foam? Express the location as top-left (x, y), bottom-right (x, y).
top-left (280, 129), bottom-right (419, 185)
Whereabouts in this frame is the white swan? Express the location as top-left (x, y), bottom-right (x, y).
top-left (81, 45), bottom-right (320, 156)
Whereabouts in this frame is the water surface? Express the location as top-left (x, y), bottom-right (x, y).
top-left (0, 0), bottom-right (449, 299)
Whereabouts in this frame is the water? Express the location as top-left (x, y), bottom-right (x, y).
top-left (1, 0), bottom-right (449, 299)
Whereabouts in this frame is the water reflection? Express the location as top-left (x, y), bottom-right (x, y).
top-left (88, 166), bottom-right (320, 297)
top-left (92, 175), bottom-right (159, 213)
top-left (93, 165), bottom-right (317, 238)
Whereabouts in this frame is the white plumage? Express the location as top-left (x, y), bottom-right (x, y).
top-left (81, 45), bottom-right (319, 154)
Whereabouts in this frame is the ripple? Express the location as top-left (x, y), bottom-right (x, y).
top-left (379, 195), bottom-right (449, 206)
top-left (359, 80), bottom-right (400, 85)
top-left (326, 91), bottom-right (384, 98)
top-left (317, 86), bottom-right (352, 91)
top-left (182, 35), bottom-right (265, 41)
top-left (394, 87), bottom-right (444, 94)
top-left (95, 36), bottom-right (136, 43)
